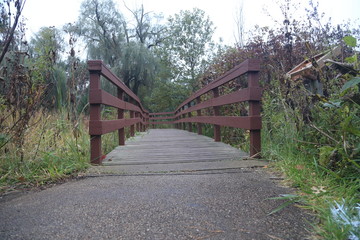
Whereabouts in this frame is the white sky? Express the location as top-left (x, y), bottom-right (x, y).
top-left (22, 0), bottom-right (360, 45)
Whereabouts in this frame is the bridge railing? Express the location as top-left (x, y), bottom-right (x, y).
top-left (173, 59), bottom-right (262, 156)
top-left (149, 112), bottom-right (175, 127)
top-left (88, 60), bottom-right (149, 164)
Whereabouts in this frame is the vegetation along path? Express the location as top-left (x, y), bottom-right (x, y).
top-left (0, 129), bottom-right (313, 239)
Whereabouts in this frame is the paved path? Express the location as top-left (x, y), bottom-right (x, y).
top-left (0, 129), bottom-right (313, 239)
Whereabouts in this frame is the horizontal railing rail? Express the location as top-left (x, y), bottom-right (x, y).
top-left (88, 60), bottom-right (149, 164)
top-left (149, 112), bottom-right (175, 126)
top-left (149, 59), bottom-right (262, 156)
top-left (88, 58), bottom-right (262, 163)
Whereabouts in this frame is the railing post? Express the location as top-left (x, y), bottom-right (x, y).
top-left (248, 71), bottom-right (261, 157)
top-left (89, 68), bottom-right (102, 164)
top-left (136, 111), bottom-right (140, 132)
top-left (118, 89), bottom-right (125, 146)
top-left (212, 87), bottom-right (221, 142)
top-left (177, 111), bottom-right (180, 129)
top-left (187, 103), bottom-right (192, 133)
top-left (196, 97), bottom-right (202, 135)
top-left (141, 113), bottom-right (145, 132)
top-left (182, 107), bottom-right (186, 130)
top-left (147, 113), bottom-right (150, 130)
top-left (144, 113), bottom-right (147, 131)
top-left (143, 113), bottom-right (146, 131)
top-left (130, 103), bottom-right (135, 137)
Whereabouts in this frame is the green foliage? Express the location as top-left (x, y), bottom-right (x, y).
top-left (144, 78), bottom-right (189, 112)
top-left (76, 0), bottom-right (163, 97)
top-left (342, 77), bottom-right (360, 92)
top-left (119, 42), bottom-right (159, 96)
top-left (77, 0), bottom-right (125, 67)
top-left (343, 36), bottom-right (357, 47)
top-left (160, 8), bottom-right (215, 92)
top-left (0, 111), bottom-right (90, 190)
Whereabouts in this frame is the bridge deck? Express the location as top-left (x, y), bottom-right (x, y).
top-left (96, 129), bottom-right (266, 174)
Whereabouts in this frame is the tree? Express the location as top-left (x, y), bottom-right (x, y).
top-left (76, 0), bottom-right (162, 96)
top-left (124, 4), bottom-right (165, 48)
top-left (234, 1), bottom-right (245, 48)
top-left (160, 8), bottom-right (215, 92)
top-left (29, 27), bottom-right (65, 108)
top-left (118, 42), bottom-right (158, 97)
top-left (0, 0), bottom-right (26, 65)
top-left (77, 0), bottom-right (125, 67)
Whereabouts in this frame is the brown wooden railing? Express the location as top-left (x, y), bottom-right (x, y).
top-left (88, 58), bottom-right (262, 164)
top-left (148, 59), bottom-right (262, 157)
top-left (88, 60), bottom-right (149, 164)
top-left (149, 112), bottom-right (174, 127)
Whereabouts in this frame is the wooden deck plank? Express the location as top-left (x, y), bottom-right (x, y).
top-left (103, 129), bottom-right (249, 166)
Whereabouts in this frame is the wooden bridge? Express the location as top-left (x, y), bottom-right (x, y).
top-left (1, 60), bottom-right (314, 240)
top-left (88, 59), bottom-right (262, 164)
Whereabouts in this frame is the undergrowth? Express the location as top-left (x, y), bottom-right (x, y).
top-left (262, 91), bottom-right (360, 240)
top-left (0, 109), bottom-right (120, 193)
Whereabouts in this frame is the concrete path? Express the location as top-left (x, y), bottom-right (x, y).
top-left (0, 129), bottom-right (313, 239)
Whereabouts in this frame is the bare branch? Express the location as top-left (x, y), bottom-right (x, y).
top-left (0, 0), bottom-right (27, 65)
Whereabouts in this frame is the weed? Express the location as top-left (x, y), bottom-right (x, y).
top-left (0, 110), bottom-right (90, 191)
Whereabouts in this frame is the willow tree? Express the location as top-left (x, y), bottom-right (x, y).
top-left (77, 0), bottom-right (125, 67)
top-left (76, 0), bottom-right (163, 96)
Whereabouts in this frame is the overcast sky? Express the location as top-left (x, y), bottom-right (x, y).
top-left (22, 0), bottom-right (360, 45)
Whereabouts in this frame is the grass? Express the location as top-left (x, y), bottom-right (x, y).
top-left (0, 110), bottom-right (91, 192)
top-left (0, 108), bottom-right (147, 193)
top-left (262, 117), bottom-right (360, 240)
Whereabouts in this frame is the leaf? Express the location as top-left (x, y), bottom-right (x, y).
top-left (268, 194), bottom-right (299, 200)
top-left (323, 101), bottom-right (341, 108)
top-left (345, 54), bottom-right (357, 63)
top-left (268, 200), bottom-right (296, 215)
top-left (346, 126), bottom-right (360, 137)
top-left (341, 77), bottom-right (360, 92)
top-left (319, 146), bottom-right (336, 167)
top-left (343, 36), bottom-right (357, 47)
top-left (295, 164), bottom-right (305, 170)
top-left (17, 176), bottom-right (26, 182)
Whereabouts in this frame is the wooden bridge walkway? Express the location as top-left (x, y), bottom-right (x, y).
top-left (88, 59), bottom-right (262, 164)
top-left (90, 129), bottom-right (267, 175)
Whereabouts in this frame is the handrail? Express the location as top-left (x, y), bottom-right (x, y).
top-left (150, 58), bottom-right (262, 157)
top-left (88, 60), bottom-right (149, 164)
top-left (88, 58), bottom-right (262, 163)
top-left (149, 112), bottom-right (175, 126)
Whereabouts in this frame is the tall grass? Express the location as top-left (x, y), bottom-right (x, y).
top-left (0, 110), bottom-right (91, 191)
top-left (0, 107), bottom-right (142, 192)
top-left (261, 97), bottom-right (360, 240)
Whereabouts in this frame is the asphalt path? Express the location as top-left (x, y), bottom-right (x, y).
top-left (0, 130), bottom-right (313, 239)
top-left (0, 169), bottom-right (313, 240)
